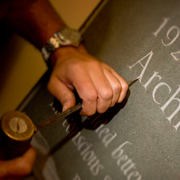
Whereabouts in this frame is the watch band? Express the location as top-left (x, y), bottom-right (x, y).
top-left (41, 32), bottom-right (64, 64)
top-left (41, 28), bottom-right (82, 69)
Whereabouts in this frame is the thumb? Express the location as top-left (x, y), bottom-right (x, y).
top-left (0, 147), bottom-right (36, 179)
top-left (47, 76), bottom-right (76, 111)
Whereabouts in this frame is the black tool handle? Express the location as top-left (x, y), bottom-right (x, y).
top-left (36, 103), bottom-right (82, 130)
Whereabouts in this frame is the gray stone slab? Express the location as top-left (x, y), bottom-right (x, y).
top-left (22, 0), bottom-right (180, 179)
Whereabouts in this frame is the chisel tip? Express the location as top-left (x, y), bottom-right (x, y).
top-left (128, 77), bottom-right (140, 87)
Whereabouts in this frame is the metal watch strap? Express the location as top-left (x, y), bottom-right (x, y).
top-left (41, 28), bottom-right (82, 69)
top-left (41, 32), bottom-right (64, 68)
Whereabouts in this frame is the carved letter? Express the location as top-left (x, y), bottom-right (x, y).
top-left (90, 161), bottom-right (104, 176)
top-left (153, 82), bottom-right (171, 105)
top-left (171, 50), bottom-right (180, 61)
top-left (127, 171), bottom-right (141, 180)
top-left (161, 85), bottom-right (180, 130)
top-left (103, 132), bottom-right (117, 147)
top-left (128, 51), bottom-right (153, 83)
top-left (153, 17), bottom-right (169, 37)
top-left (73, 173), bottom-right (81, 180)
top-left (117, 155), bottom-right (128, 166)
top-left (161, 26), bottom-right (180, 46)
top-left (83, 151), bottom-right (95, 162)
top-left (121, 159), bottom-right (135, 175)
top-left (112, 141), bottom-right (132, 159)
top-left (143, 71), bottom-right (161, 89)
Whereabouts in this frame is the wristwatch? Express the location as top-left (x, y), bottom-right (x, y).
top-left (41, 27), bottom-right (82, 68)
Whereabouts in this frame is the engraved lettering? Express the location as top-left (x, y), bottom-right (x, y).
top-left (161, 26), bottom-right (180, 46)
top-left (153, 82), bottom-right (171, 105)
top-left (128, 51), bottom-right (153, 83)
top-left (153, 17), bottom-right (170, 37)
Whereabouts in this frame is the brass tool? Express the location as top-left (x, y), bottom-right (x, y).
top-left (0, 111), bottom-right (36, 160)
top-left (0, 77), bottom-right (139, 160)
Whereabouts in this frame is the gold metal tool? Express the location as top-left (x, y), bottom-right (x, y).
top-left (0, 111), bottom-right (36, 160)
top-left (0, 77), bottom-right (139, 160)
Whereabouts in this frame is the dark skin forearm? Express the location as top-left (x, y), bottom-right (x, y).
top-left (4, 0), bottom-right (66, 49)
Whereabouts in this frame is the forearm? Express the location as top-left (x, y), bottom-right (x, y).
top-left (5, 0), bottom-right (66, 49)
top-left (3, 0), bottom-right (129, 116)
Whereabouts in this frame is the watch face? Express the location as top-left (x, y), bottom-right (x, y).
top-left (59, 27), bottom-right (82, 47)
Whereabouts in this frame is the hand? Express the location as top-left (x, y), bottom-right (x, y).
top-left (48, 45), bottom-right (128, 116)
top-left (0, 146), bottom-right (36, 180)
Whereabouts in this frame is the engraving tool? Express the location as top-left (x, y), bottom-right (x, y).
top-left (0, 77), bottom-right (139, 160)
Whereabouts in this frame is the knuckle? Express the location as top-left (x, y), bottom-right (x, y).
top-left (113, 82), bottom-right (121, 93)
top-left (122, 82), bottom-right (129, 92)
top-left (100, 88), bottom-right (113, 100)
top-left (86, 89), bottom-right (97, 102)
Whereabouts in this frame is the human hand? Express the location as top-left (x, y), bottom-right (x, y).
top-left (0, 146), bottom-right (36, 180)
top-left (47, 45), bottom-right (128, 116)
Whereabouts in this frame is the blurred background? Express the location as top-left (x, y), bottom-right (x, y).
top-left (0, 0), bottom-right (102, 117)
